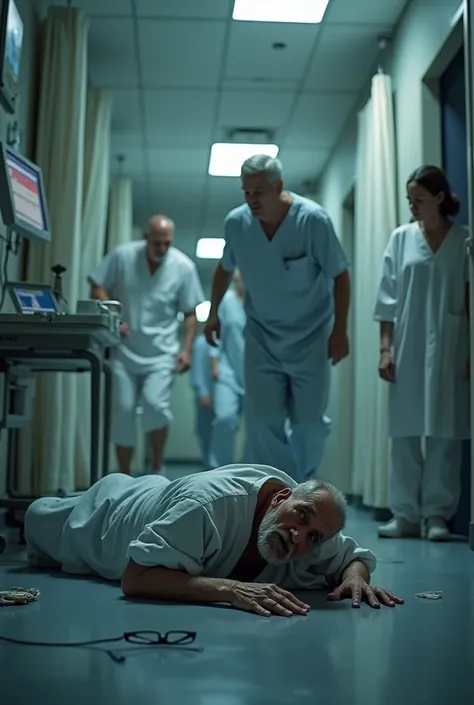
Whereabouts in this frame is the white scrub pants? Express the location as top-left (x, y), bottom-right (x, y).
top-left (390, 437), bottom-right (463, 523)
top-left (110, 357), bottom-right (174, 447)
top-left (194, 395), bottom-right (214, 469)
top-left (209, 380), bottom-right (245, 468)
top-left (244, 328), bottom-right (331, 483)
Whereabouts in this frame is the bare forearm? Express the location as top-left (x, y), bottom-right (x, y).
top-left (122, 562), bottom-right (231, 604)
top-left (341, 560), bottom-right (371, 584)
top-left (182, 313), bottom-right (197, 354)
top-left (90, 284), bottom-right (110, 301)
top-left (380, 321), bottom-right (394, 351)
top-left (210, 264), bottom-right (232, 316)
top-left (333, 269), bottom-right (350, 331)
top-left (211, 356), bottom-right (219, 378)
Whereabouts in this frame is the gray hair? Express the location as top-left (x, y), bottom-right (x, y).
top-left (292, 478), bottom-right (347, 531)
top-left (240, 154), bottom-right (283, 185)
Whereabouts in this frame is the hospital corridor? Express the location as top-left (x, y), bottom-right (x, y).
top-left (0, 1), bottom-right (473, 704)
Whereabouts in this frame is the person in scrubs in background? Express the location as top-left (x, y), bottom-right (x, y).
top-left (374, 166), bottom-right (469, 541)
top-left (208, 270), bottom-right (247, 467)
top-left (88, 214), bottom-right (205, 475)
top-left (189, 333), bottom-right (215, 469)
top-left (205, 155), bottom-right (350, 482)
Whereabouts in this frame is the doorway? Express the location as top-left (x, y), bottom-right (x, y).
top-left (440, 45), bottom-right (471, 535)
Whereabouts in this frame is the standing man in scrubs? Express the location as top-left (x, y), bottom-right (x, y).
top-left (89, 214), bottom-right (204, 475)
top-left (189, 333), bottom-right (215, 469)
top-left (208, 270), bottom-right (247, 467)
top-left (205, 155), bottom-right (350, 481)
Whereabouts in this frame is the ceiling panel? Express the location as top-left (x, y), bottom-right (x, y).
top-left (147, 148), bottom-right (210, 178)
top-left (285, 92), bottom-right (358, 149)
top-left (327, 0), bottom-right (409, 25)
top-left (144, 89), bottom-right (218, 148)
top-left (62, 0), bottom-right (132, 15)
top-left (138, 20), bottom-right (228, 88)
top-left (110, 88), bottom-right (141, 133)
top-left (88, 19), bottom-right (137, 87)
top-left (304, 25), bottom-right (386, 92)
top-left (278, 149), bottom-right (329, 184)
top-left (225, 22), bottom-right (320, 84)
top-left (221, 77), bottom-right (298, 92)
top-left (136, 0), bottom-right (232, 19)
top-left (203, 178), bottom-right (244, 228)
top-left (216, 90), bottom-right (296, 131)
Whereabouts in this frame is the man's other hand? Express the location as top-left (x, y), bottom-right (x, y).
top-left (227, 581), bottom-right (311, 617)
top-left (119, 323), bottom-right (130, 337)
top-left (327, 575), bottom-right (404, 609)
top-left (199, 395), bottom-right (212, 409)
top-left (175, 350), bottom-right (191, 373)
top-left (328, 327), bottom-right (349, 365)
top-left (204, 314), bottom-right (221, 347)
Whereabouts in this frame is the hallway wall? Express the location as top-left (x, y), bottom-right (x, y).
top-left (0, 0), bottom-right (40, 498)
top-left (315, 0), bottom-right (463, 489)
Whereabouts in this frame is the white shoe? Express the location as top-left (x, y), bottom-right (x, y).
top-left (425, 516), bottom-right (450, 542)
top-left (378, 517), bottom-right (420, 538)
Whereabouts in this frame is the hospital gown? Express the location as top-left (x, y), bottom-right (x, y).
top-left (88, 241), bottom-right (204, 445)
top-left (24, 465), bottom-right (376, 589)
top-left (221, 193), bottom-right (348, 481)
top-left (209, 290), bottom-right (247, 467)
top-left (374, 222), bottom-right (470, 523)
top-left (189, 334), bottom-right (214, 468)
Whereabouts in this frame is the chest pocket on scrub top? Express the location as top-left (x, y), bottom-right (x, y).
top-left (283, 255), bottom-right (312, 293)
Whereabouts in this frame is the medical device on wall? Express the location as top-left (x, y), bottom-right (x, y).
top-left (0, 0), bottom-right (24, 114)
top-left (0, 142), bottom-right (51, 243)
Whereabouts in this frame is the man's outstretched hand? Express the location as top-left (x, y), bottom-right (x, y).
top-left (226, 581), bottom-right (311, 618)
top-left (327, 574), bottom-right (404, 609)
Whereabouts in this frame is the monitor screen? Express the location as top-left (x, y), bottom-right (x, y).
top-left (6, 151), bottom-right (46, 231)
top-left (10, 285), bottom-right (59, 315)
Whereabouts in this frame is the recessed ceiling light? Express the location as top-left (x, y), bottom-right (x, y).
top-left (232, 0), bottom-right (330, 23)
top-left (196, 238), bottom-right (226, 259)
top-left (208, 143), bottom-right (279, 177)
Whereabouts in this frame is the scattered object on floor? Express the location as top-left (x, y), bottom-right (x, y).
top-left (0, 587), bottom-right (40, 607)
top-left (415, 591), bottom-right (443, 600)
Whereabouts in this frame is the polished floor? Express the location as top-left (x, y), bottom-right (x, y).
top-left (0, 466), bottom-right (473, 705)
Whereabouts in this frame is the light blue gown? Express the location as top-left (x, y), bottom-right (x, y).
top-left (221, 193), bottom-right (349, 482)
top-left (189, 334), bottom-right (214, 469)
top-left (209, 290), bottom-right (248, 467)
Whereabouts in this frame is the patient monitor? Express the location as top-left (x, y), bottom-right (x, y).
top-left (0, 142), bottom-right (51, 243)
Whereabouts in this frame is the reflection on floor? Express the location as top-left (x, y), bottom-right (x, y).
top-left (1, 464), bottom-right (473, 705)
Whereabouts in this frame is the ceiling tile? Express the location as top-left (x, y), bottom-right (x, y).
top-left (327, 0), bottom-right (409, 25)
top-left (136, 0), bottom-right (232, 19)
top-left (304, 25), bottom-right (384, 92)
top-left (285, 92), bottom-right (358, 149)
top-left (143, 90), bottom-right (218, 147)
top-left (221, 77), bottom-right (297, 92)
top-left (138, 20), bottom-right (227, 88)
top-left (110, 148), bottom-right (146, 177)
top-left (203, 178), bottom-right (244, 229)
top-left (88, 18), bottom-right (137, 87)
top-left (69, 0), bottom-right (132, 15)
top-left (225, 22), bottom-right (320, 85)
top-left (146, 148), bottom-right (210, 179)
top-left (110, 89), bottom-right (141, 133)
top-left (216, 90), bottom-right (296, 132)
top-left (278, 149), bottom-right (329, 185)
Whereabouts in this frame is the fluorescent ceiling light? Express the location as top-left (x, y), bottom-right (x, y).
top-left (196, 237), bottom-right (225, 259)
top-left (208, 143), bottom-right (279, 177)
top-left (196, 300), bottom-right (211, 323)
top-left (232, 0), bottom-right (330, 23)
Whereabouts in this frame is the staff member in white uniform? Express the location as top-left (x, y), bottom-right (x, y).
top-left (189, 333), bottom-right (214, 469)
top-left (205, 155), bottom-right (350, 482)
top-left (208, 271), bottom-right (247, 467)
top-left (374, 166), bottom-right (469, 541)
top-left (89, 214), bottom-right (204, 475)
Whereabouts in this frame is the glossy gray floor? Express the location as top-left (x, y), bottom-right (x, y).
top-left (1, 471), bottom-right (473, 705)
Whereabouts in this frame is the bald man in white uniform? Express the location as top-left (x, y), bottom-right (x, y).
top-left (89, 215), bottom-right (204, 474)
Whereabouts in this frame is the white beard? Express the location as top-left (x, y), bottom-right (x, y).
top-left (257, 507), bottom-right (294, 566)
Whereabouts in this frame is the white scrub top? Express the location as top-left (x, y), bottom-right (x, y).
top-left (26, 466), bottom-right (376, 588)
top-left (221, 193), bottom-right (350, 359)
top-left (189, 334), bottom-right (213, 398)
top-left (374, 222), bottom-right (470, 439)
top-left (88, 241), bottom-right (204, 368)
top-left (215, 290), bottom-right (246, 393)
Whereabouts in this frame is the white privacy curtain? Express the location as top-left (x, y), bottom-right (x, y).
top-left (106, 176), bottom-right (134, 251)
top-left (75, 85), bottom-right (113, 488)
top-left (16, 7), bottom-right (89, 496)
top-left (351, 73), bottom-right (397, 508)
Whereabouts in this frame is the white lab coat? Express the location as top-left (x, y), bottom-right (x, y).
top-left (374, 222), bottom-right (470, 439)
top-left (24, 466), bottom-right (376, 589)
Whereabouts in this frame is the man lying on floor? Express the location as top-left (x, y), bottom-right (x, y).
top-left (24, 464), bottom-right (403, 617)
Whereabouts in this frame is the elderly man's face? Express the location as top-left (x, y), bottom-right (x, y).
top-left (257, 489), bottom-right (342, 565)
top-left (146, 219), bottom-right (173, 263)
top-left (242, 172), bottom-right (282, 221)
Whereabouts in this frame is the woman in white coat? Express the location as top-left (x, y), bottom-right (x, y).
top-left (374, 165), bottom-right (469, 541)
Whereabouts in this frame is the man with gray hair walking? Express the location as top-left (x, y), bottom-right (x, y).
top-left (205, 155), bottom-right (351, 482)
